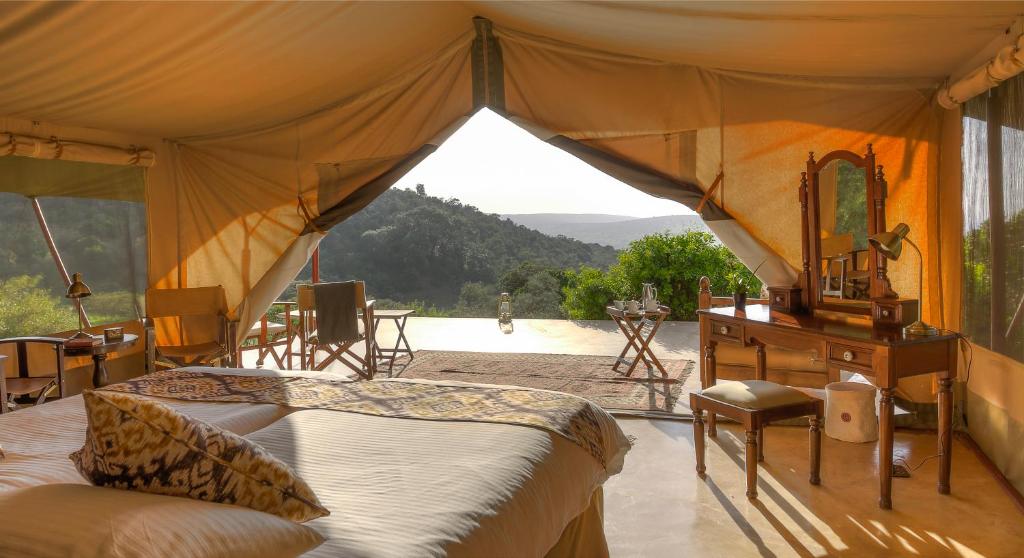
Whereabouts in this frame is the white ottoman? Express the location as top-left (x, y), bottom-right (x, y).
top-left (825, 382), bottom-right (878, 443)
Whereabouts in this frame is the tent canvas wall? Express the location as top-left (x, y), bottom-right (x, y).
top-left (1, 1), bottom-right (1022, 492)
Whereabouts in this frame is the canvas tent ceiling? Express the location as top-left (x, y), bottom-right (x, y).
top-left (0, 2), bottom-right (1021, 391)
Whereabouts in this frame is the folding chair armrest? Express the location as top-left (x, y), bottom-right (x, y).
top-left (0, 337), bottom-right (66, 346)
top-left (225, 319), bottom-right (239, 367)
top-left (143, 317), bottom-right (156, 375)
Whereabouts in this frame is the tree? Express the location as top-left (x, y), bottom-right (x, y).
top-left (0, 275), bottom-right (78, 337)
top-left (561, 231), bottom-right (762, 320)
top-left (415, 183), bottom-right (426, 196)
top-left (453, 282), bottom-right (498, 317)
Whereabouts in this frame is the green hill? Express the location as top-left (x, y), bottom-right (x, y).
top-left (315, 188), bottom-right (619, 307)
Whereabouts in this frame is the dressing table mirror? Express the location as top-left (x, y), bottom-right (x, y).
top-left (770, 145), bottom-right (916, 328)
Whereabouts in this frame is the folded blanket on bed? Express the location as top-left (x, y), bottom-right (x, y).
top-left (101, 370), bottom-right (615, 469)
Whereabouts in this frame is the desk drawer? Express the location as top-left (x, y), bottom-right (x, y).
top-left (829, 343), bottom-right (873, 369)
top-left (709, 319), bottom-right (743, 342)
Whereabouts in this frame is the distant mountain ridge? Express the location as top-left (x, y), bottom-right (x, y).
top-left (502, 213), bottom-right (712, 249)
top-left (313, 190), bottom-right (619, 307)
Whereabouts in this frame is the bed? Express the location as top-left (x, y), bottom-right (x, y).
top-left (0, 366), bottom-right (631, 557)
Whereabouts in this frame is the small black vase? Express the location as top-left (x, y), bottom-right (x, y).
top-left (733, 291), bottom-right (747, 310)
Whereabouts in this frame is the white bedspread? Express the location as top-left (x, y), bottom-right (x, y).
top-left (0, 367), bottom-right (631, 557)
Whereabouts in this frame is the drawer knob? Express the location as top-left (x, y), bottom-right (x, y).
top-left (719, 326), bottom-right (730, 335)
top-left (881, 309), bottom-right (891, 318)
top-left (842, 350), bottom-right (855, 362)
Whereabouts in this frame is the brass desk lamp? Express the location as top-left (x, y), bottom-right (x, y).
top-left (65, 272), bottom-right (96, 342)
top-left (868, 224), bottom-right (939, 336)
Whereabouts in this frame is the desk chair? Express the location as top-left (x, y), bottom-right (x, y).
top-left (145, 286), bottom-right (233, 370)
top-left (0, 338), bottom-right (66, 413)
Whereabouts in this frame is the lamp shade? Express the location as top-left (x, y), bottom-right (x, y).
top-left (868, 223), bottom-right (911, 261)
top-left (65, 272), bottom-right (92, 299)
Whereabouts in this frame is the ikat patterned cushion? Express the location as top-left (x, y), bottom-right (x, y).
top-left (70, 389), bottom-right (328, 522)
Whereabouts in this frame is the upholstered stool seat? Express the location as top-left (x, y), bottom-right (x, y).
top-left (700, 380), bottom-right (813, 410)
top-left (690, 380), bottom-right (825, 498)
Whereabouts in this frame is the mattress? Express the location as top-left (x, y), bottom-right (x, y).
top-left (0, 367), bottom-right (631, 557)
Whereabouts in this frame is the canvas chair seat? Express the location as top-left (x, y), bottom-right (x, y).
top-left (156, 341), bottom-right (227, 360)
top-left (4, 376), bottom-right (58, 397)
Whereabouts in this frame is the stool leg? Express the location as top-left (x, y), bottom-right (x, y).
top-left (757, 426), bottom-right (765, 462)
top-left (809, 416), bottom-right (822, 485)
top-left (693, 408), bottom-right (706, 478)
top-left (745, 430), bottom-right (758, 498)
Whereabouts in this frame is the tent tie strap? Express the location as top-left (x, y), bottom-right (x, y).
top-left (49, 136), bottom-right (64, 159)
top-left (297, 196), bottom-right (324, 234)
top-left (696, 171), bottom-right (725, 214)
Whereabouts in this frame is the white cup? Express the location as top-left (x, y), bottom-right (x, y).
top-left (625, 300), bottom-right (641, 313)
top-left (613, 300), bottom-right (625, 310)
top-left (645, 299), bottom-right (659, 311)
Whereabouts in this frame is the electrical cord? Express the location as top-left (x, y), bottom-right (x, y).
top-left (892, 333), bottom-right (973, 473)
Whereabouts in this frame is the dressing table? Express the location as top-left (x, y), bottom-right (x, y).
top-left (697, 146), bottom-right (958, 510)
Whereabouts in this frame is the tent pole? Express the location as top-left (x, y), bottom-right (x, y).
top-left (30, 197), bottom-right (91, 327)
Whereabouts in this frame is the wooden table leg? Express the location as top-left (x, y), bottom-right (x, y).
top-left (705, 341), bottom-right (717, 437)
top-left (809, 415), bottom-right (822, 485)
top-left (92, 354), bottom-right (109, 388)
top-left (396, 316), bottom-right (413, 360)
top-left (612, 317), bottom-right (638, 372)
top-left (754, 342), bottom-right (767, 381)
top-left (938, 376), bottom-right (954, 494)
top-left (745, 430), bottom-right (758, 498)
top-left (879, 387), bottom-right (895, 509)
top-left (693, 406), bottom-right (706, 478)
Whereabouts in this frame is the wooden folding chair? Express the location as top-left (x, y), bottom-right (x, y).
top-left (297, 282), bottom-right (377, 379)
top-left (144, 286), bottom-right (234, 370)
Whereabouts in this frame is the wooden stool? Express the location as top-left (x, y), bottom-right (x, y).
top-left (690, 380), bottom-right (824, 498)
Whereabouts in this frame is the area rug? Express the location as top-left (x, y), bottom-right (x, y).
top-left (396, 351), bottom-right (693, 413)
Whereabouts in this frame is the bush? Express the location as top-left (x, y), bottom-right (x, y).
top-left (0, 275), bottom-right (78, 337)
top-left (561, 232), bottom-right (762, 321)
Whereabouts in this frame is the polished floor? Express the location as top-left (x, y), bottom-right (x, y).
top-left (244, 317), bottom-right (1024, 557)
top-left (607, 419), bottom-right (1024, 557)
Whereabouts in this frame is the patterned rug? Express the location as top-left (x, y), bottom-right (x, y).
top-left (396, 351), bottom-right (693, 413)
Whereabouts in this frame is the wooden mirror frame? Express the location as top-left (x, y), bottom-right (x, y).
top-left (799, 145), bottom-right (898, 317)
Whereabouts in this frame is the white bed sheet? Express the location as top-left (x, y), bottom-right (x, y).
top-left (0, 367), bottom-right (630, 557)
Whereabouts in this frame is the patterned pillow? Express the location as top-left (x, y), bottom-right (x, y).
top-left (70, 390), bottom-right (329, 523)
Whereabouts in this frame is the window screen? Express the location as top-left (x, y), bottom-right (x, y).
top-left (961, 73), bottom-right (1024, 363)
top-left (0, 158), bottom-right (146, 337)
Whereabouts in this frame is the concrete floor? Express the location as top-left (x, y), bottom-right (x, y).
top-left (242, 317), bottom-right (1024, 556)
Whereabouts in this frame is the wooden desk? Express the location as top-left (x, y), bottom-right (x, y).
top-left (697, 304), bottom-right (958, 510)
top-left (64, 334), bottom-right (138, 388)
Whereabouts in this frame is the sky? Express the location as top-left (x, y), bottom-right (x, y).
top-left (391, 109), bottom-right (693, 218)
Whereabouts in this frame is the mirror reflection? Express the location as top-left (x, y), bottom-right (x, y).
top-left (818, 159), bottom-right (870, 305)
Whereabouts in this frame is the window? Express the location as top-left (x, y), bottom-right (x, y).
top-left (961, 72), bottom-right (1024, 363)
top-left (0, 158), bottom-right (146, 338)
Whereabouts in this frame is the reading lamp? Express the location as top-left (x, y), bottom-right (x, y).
top-left (867, 223), bottom-right (939, 336)
top-left (65, 272), bottom-right (95, 341)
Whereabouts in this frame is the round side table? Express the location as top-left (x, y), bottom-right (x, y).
top-left (63, 334), bottom-right (138, 388)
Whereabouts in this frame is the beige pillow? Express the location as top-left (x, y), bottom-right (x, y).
top-left (70, 390), bottom-right (328, 522)
top-left (0, 484), bottom-right (324, 558)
